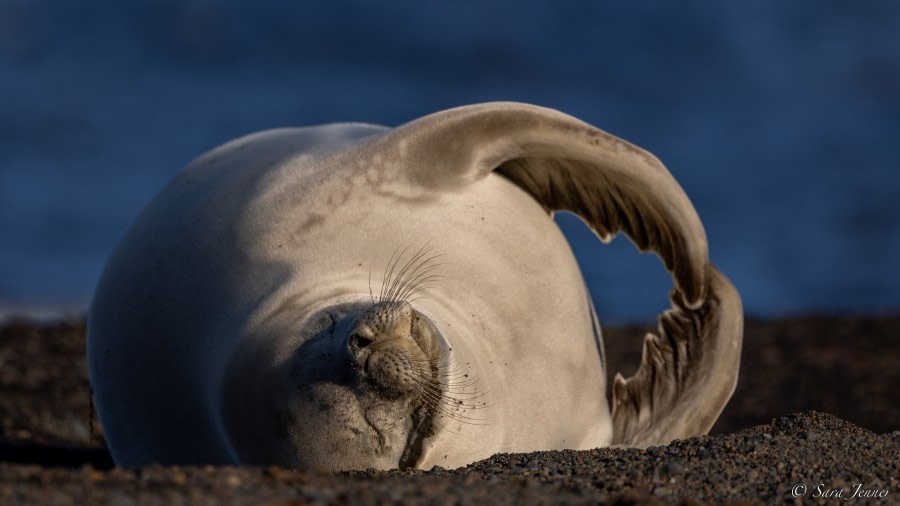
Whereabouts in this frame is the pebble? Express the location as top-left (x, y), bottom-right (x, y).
top-left (1, 412), bottom-right (894, 505)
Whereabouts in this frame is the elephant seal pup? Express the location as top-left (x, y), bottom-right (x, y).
top-left (88, 102), bottom-right (743, 470)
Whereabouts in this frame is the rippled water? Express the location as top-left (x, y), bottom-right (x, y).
top-left (1, 1), bottom-right (898, 322)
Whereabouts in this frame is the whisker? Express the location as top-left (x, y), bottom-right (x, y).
top-left (380, 245), bottom-right (410, 304)
top-left (363, 244), bottom-right (492, 432)
top-left (382, 243), bottom-right (443, 305)
top-left (387, 247), bottom-right (438, 303)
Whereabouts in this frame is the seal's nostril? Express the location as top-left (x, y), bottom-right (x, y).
top-left (350, 333), bottom-right (373, 349)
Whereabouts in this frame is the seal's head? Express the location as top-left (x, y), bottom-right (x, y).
top-left (222, 296), bottom-right (452, 471)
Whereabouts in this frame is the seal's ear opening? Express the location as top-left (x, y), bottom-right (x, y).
top-left (373, 102), bottom-right (743, 447)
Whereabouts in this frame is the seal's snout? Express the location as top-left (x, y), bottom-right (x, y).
top-left (347, 301), bottom-right (438, 398)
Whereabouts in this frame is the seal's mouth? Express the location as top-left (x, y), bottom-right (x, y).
top-left (358, 342), bottom-right (438, 469)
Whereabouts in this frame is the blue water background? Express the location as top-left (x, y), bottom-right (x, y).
top-left (1, 1), bottom-right (899, 323)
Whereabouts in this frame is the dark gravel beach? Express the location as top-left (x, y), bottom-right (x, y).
top-left (1, 315), bottom-right (897, 504)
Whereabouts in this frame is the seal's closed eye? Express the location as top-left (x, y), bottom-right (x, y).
top-left (349, 333), bottom-right (372, 349)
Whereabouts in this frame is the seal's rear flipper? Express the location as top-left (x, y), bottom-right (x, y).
top-left (378, 102), bottom-right (709, 307)
top-left (611, 266), bottom-right (743, 447)
top-left (371, 102), bottom-right (743, 444)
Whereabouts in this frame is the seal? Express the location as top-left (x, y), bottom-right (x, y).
top-left (87, 102), bottom-right (743, 470)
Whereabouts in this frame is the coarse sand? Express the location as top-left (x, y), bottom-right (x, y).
top-left (1, 315), bottom-right (897, 504)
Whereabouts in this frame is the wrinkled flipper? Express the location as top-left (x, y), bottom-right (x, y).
top-left (611, 266), bottom-right (743, 446)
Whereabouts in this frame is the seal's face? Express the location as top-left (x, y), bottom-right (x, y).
top-left (226, 299), bottom-right (447, 470)
top-left (221, 247), bottom-right (489, 471)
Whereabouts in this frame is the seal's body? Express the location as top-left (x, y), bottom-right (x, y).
top-left (88, 103), bottom-right (742, 470)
